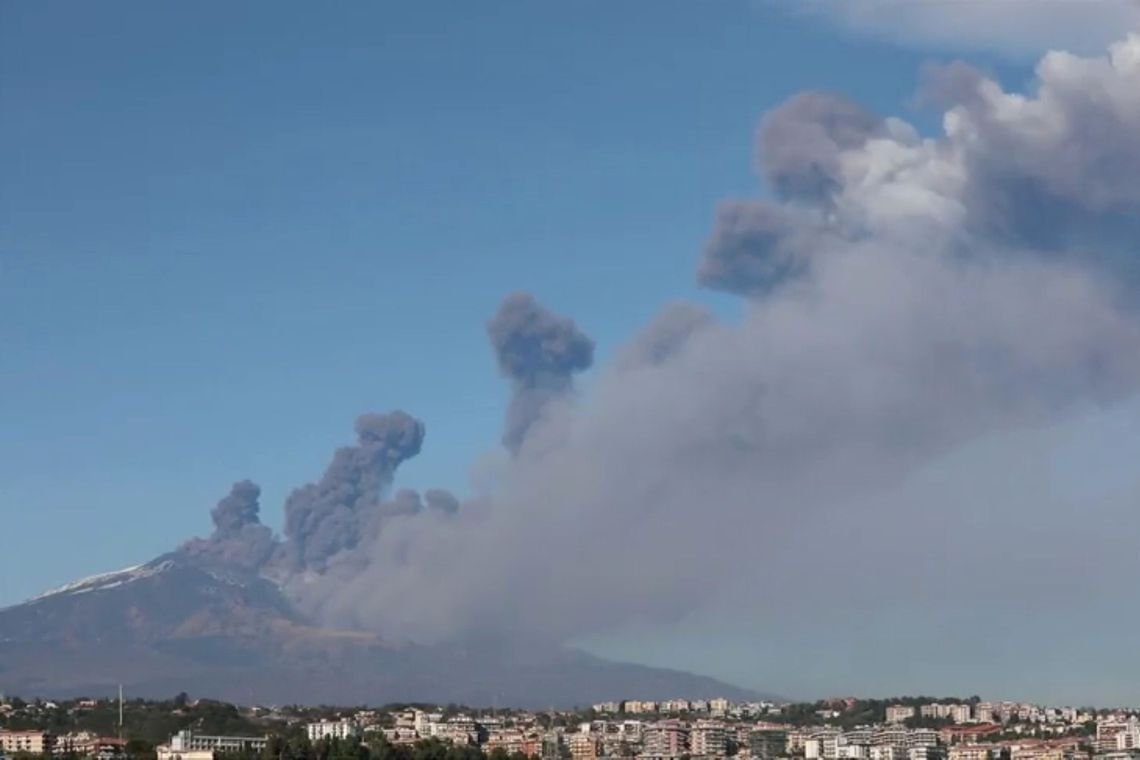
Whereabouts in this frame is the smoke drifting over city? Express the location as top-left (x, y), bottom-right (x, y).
top-left (182, 35), bottom-right (1140, 681)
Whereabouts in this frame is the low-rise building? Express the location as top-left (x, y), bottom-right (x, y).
top-left (157, 729), bottom-right (268, 760)
top-left (307, 719), bottom-right (362, 742)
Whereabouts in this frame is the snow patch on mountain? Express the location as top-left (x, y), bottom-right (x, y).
top-left (26, 560), bottom-right (175, 603)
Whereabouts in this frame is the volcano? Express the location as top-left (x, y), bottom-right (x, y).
top-left (0, 550), bottom-right (765, 706)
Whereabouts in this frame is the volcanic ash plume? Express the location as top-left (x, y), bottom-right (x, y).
top-left (276, 410), bottom-right (425, 573)
top-left (487, 292), bottom-right (595, 454)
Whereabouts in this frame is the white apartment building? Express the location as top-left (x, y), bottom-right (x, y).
top-left (949, 745), bottom-right (992, 760)
top-left (307, 720), bottom-right (362, 742)
top-left (709, 698), bottom-right (731, 717)
top-left (159, 730), bottom-right (267, 760)
top-left (908, 747), bottom-right (937, 760)
top-left (909, 730), bottom-right (941, 748)
top-left (870, 746), bottom-right (904, 760)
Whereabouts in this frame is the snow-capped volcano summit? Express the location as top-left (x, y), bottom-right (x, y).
top-left (0, 549), bottom-right (763, 706)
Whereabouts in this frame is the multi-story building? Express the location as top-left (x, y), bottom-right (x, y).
top-left (643, 720), bottom-right (689, 759)
top-left (661, 700), bottom-right (692, 715)
top-left (485, 731), bottom-right (527, 755)
top-left (870, 746), bottom-right (904, 760)
top-left (787, 730), bottom-right (812, 754)
top-left (908, 746), bottom-right (940, 760)
top-left (307, 719), bottom-right (362, 742)
top-left (567, 733), bottom-right (599, 760)
top-left (751, 728), bottom-right (788, 760)
top-left (888, 707), bottom-right (917, 724)
top-left (592, 702), bottom-right (621, 715)
top-left (709, 699), bottom-right (731, 718)
top-left (690, 721), bottom-right (727, 757)
top-left (0, 731), bottom-right (53, 756)
top-left (974, 705), bottom-right (995, 725)
top-left (158, 730), bottom-right (267, 760)
top-left (875, 728), bottom-right (911, 749)
top-left (949, 745), bottom-right (992, 760)
top-left (624, 701), bottom-right (659, 716)
top-left (909, 730), bottom-right (940, 749)
top-left (950, 706), bottom-right (973, 725)
top-left (806, 730), bottom-right (843, 760)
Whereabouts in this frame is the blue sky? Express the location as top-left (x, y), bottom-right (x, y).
top-left (2, 1), bottom-right (1018, 603)
top-left (13, 1), bottom-right (1139, 703)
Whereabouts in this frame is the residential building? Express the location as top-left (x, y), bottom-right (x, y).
top-left (0, 731), bottom-right (53, 756)
top-left (888, 707), bottom-right (917, 724)
top-left (949, 745), bottom-right (992, 760)
top-left (751, 728), bottom-right (788, 760)
top-left (307, 719), bottom-right (362, 742)
top-left (160, 729), bottom-right (268, 760)
top-left (870, 747), bottom-right (904, 760)
top-left (567, 733), bottom-right (598, 760)
top-left (644, 720), bottom-right (689, 759)
top-left (690, 721), bottom-right (727, 757)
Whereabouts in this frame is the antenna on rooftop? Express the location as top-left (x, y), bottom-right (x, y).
top-left (118, 684), bottom-right (124, 741)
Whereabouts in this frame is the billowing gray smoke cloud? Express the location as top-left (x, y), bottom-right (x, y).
top-left (277, 411), bottom-right (425, 573)
top-left (758, 91), bottom-right (883, 203)
top-left (424, 488), bottom-right (459, 515)
top-left (183, 34), bottom-right (1140, 699)
top-left (182, 480), bottom-right (276, 572)
top-left (289, 35), bottom-right (1140, 683)
top-left (211, 479), bottom-right (262, 534)
top-left (487, 292), bottom-right (595, 453)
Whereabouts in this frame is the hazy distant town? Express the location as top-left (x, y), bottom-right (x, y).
top-left (1, 694), bottom-right (1137, 760)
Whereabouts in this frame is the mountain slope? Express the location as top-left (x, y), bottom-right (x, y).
top-left (0, 555), bottom-right (768, 706)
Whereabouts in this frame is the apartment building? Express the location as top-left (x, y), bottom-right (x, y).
top-left (709, 698), bottom-right (731, 717)
top-left (0, 731), bottom-right (53, 756)
top-left (888, 707), bottom-right (917, 724)
top-left (661, 700), bottom-right (692, 714)
top-left (949, 745), bottom-right (992, 760)
top-left (643, 720), bottom-right (689, 759)
top-left (690, 721), bottom-right (727, 757)
top-left (566, 733), bottom-right (599, 760)
top-left (751, 728), bottom-right (788, 760)
top-left (306, 719), bottom-right (362, 742)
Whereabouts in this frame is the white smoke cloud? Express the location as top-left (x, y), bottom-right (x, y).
top-left (794, 0), bottom-right (1140, 57)
top-left (280, 34), bottom-right (1140, 696)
